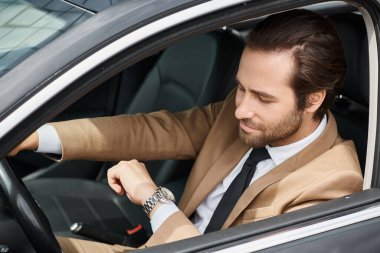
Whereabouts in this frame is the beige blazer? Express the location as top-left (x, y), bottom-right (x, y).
top-left (52, 91), bottom-right (363, 248)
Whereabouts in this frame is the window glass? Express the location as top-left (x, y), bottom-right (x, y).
top-left (0, 0), bottom-right (93, 77)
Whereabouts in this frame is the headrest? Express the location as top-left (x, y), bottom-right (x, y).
top-left (329, 13), bottom-right (369, 106)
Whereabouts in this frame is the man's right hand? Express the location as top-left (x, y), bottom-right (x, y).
top-left (8, 131), bottom-right (39, 156)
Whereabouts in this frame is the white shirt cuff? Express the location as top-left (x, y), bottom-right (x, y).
top-left (150, 202), bottom-right (179, 232)
top-left (36, 124), bottom-right (62, 154)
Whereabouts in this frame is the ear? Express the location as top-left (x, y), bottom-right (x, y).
top-left (304, 90), bottom-right (326, 113)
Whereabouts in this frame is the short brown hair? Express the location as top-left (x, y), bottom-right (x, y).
top-left (247, 9), bottom-right (346, 119)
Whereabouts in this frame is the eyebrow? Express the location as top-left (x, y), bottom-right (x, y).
top-left (235, 78), bottom-right (277, 99)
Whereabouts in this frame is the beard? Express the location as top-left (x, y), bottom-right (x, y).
top-left (239, 107), bottom-right (303, 148)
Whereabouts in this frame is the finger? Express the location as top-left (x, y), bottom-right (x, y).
top-left (128, 159), bottom-right (138, 165)
top-left (7, 146), bottom-right (21, 157)
top-left (139, 162), bottom-right (147, 169)
top-left (107, 168), bottom-right (124, 195)
top-left (108, 177), bottom-right (125, 195)
top-left (7, 149), bottom-right (17, 157)
top-left (111, 183), bottom-right (125, 196)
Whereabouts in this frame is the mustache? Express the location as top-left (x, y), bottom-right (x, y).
top-left (240, 119), bottom-right (264, 131)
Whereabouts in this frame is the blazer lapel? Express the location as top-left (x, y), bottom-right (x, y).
top-left (182, 138), bottom-right (249, 216)
top-left (222, 111), bottom-right (338, 228)
top-left (222, 154), bottom-right (297, 228)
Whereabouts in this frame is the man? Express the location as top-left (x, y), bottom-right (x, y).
top-left (11, 9), bottom-right (363, 253)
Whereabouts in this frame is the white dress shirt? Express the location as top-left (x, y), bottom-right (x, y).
top-left (36, 124), bottom-right (62, 154)
top-left (36, 115), bottom-right (327, 234)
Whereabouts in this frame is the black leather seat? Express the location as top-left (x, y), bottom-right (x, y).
top-left (330, 13), bottom-right (369, 171)
top-left (126, 31), bottom-right (244, 184)
top-left (25, 31), bottom-right (245, 239)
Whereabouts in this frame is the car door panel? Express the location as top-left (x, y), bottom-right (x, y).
top-left (136, 189), bottom-right (380, 253)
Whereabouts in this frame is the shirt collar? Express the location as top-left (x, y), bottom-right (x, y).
top-left (266, 114), bottom-right (328, 166)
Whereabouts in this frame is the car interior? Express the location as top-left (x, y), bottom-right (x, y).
top-left (7, 1), bottom-right (369, 247)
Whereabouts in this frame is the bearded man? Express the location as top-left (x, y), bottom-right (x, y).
top-left (11, 9), bottom-right (363, 253)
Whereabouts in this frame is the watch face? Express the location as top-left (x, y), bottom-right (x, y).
top-left (161, 187), bottom-right (175, 202)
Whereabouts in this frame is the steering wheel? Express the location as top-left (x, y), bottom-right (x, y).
top-left (0, 159), bottom-right (62, 253)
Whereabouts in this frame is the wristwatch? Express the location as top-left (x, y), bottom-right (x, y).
top-left (143, 186), bottom-right (175, 217)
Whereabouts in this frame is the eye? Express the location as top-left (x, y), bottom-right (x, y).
top-left (258, 96), bottom-right (272, 104)
top-left (237, 83), bottom-right (245, 92)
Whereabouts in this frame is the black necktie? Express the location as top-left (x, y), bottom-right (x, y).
top-left (204, 147), bottom-right (270, 233)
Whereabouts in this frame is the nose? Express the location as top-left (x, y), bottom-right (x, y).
top-left (235, 94), bottom-right (254, 120)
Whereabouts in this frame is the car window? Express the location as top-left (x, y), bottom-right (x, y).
top-left (69, 0), bottom-right (124, 13)
top-left (0, 0), bottom-right (93, 77)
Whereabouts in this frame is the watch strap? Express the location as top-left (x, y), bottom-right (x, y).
top-left (143, 186), bottom-right (174, 217)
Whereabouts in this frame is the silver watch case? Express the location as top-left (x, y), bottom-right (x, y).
top-left (143, 186), bottom-right (175, 216)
